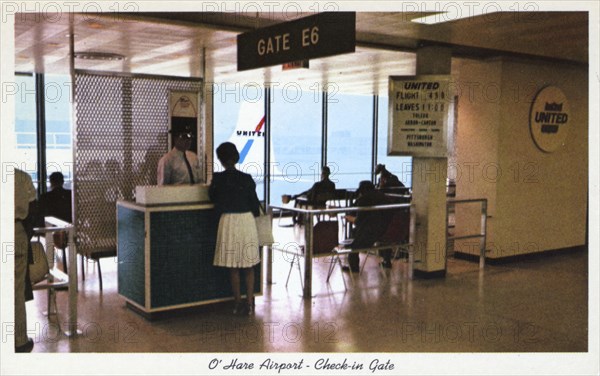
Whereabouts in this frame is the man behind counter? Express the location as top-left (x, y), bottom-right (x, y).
top-left (157, 127), bottom-right (203, 185)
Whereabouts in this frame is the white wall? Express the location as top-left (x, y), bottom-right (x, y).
top-left (453, 58), bottom-right (588, 258)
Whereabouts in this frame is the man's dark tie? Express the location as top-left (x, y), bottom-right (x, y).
top-left (182, 152), bottom-right (195, 184)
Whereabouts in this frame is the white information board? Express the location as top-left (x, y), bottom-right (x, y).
top-left (388, 75), bottom-right (451, 157)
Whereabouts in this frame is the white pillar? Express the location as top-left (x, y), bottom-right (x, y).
top-left (413, 46), bottom-right (451, 277)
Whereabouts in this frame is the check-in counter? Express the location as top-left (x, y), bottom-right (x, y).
top-left (117, 184), bottom-right (260, 318)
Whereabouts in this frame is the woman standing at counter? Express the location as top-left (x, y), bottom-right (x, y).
top-left (210, 142), bottom-right (260, 316)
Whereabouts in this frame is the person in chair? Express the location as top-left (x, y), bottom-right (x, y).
top-left (39, 171), bottom-right (72, 272)
top-left (39, 172), bottom-right (72, 223)
top-left (375, 164), bottom-right (404, 189)
top-left (286, 166), bottom-right (336, 224)
top-left (344, 180), bottom-right (394, 272)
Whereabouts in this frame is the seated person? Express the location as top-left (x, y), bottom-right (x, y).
top-left (286, 166), bottom-right (336, 223)
top-left (39, 172), bottom-right (72, 270)
top-left (375, 164), bottom-right (405, 189)
top-left (39, 172), bottom-right (72, 223)
top-left (343, 180), bottom-right (394, 272)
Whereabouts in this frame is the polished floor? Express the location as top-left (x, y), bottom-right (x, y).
top-left (25, 238), bottom-right (588, 355)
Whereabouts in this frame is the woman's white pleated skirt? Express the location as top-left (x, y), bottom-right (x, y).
top-left (213, 212), bottom-right (260, 268)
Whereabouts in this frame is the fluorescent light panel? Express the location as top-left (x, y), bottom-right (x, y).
top-left (411, 8), bottom-right (498, 25)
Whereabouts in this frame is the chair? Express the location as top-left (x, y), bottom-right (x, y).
top-left (79, 247), bottom-right (117, 291)
top-left (30, 241), bottom-right (69, 324)
top-left (76, 216), bottom-right (117, 291)
top-left (284, 219), bottom-right (340, 289)
top-left (378, 208), bottom-right (411, 257)
top-left (331, 189), bottom-right (353, 207)
top-left (330, 208), bottom-right (411, 282)
top-left (292, 191), bottom-right (338, 224)
top-left (309, 191), bottom-right (338, 222)
top-left (52, 230), bottom-right (69, 274)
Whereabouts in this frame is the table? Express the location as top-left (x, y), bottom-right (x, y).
top-left (33, 216), bottom-right (80, 337)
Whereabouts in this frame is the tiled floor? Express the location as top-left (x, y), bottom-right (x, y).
top-left (24, 245), bottom-right (588, 354)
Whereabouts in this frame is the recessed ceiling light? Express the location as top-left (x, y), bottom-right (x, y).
top-left (74, 52), bottom-right (126, 61)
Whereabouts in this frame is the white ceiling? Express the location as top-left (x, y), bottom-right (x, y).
top-left (14, 10), bottom-right (588, 95)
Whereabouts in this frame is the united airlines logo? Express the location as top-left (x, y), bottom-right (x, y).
top-left (238, 116), bottom-right (265, 164)
top-left (529, 86), bottom-right (570, 153)
top-left (534, 102), bottom-right (567, 134)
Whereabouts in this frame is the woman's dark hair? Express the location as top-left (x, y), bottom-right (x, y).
top-left (216, 142), bottom-right (240, 165)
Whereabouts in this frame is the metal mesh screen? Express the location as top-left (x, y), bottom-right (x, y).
top-left (74, 72), bottom-right (202, 256)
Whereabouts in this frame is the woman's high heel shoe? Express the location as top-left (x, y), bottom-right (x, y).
top-left (247, 301), bottom-right (255, 316)
top-left (233, 301), bottom-right (246, 315)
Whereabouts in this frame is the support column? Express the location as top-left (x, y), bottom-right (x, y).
top-left (413, 46), bottom-right (451, 278)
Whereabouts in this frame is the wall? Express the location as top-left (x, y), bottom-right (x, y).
top-left (452, 59), bottom-right (502, 255)
top-left (454, 58), bottom-right (588, 258)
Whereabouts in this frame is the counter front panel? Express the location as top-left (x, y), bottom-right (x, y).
top-left (149, 209), bottom-right (225, 307)
top-left (117, 201), bottom-right (261, 314)
top-left (117, 205), bottom-right (146, 307)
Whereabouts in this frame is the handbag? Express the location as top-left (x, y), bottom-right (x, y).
top-left (255, 205), bottom-right (275, 246)
top-left (29, 241), bottom-right (49, 285)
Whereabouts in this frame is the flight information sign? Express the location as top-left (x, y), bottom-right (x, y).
top-left (388, 75), bottom-right (451, 158)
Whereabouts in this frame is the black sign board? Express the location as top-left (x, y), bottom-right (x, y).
top-left (237, 12), bottom-right (356, 71)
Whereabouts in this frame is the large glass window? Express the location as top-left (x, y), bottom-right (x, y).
top-left (45, 74), bottom-right (74, 189)
top-left (270, 86), bottom-right (322, 204)
top-left (327, 93), bottom-right (373, 189)
top-left (213, 83), bottom-right (265, 200)
top-left (377, 96), bottom-right (412, 187)
top-left (14, 74), bottom-right (38, 187)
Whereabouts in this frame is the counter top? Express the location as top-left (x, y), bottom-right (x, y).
top-left (117, 199), bottom-right (214, 211)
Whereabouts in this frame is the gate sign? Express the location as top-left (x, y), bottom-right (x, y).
top-left (388, 75), bottom-right (451, 157)
top-left (529, 86), bottom-right (570, 153)
top-left (237, 12), bottom-right (355, 71)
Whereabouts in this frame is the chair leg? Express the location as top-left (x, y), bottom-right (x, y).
top-left (96, 259), bottom-right (103, 291)
top-left (360, 252), bottom-right (369, 275)
top-left (80, 254), bottom-right (85, 281)
top-left (337, 257), bottom-right (348, 290)
top-left (285, 255), bottom-right (304, 289)
top-left (377, 251), bottom-right (388, 280)
top-left (342, 254), bottom-right (355, 284)
top-left (46, 289), bottom-right (52, 316)
top-left (326, 255), bottom-right (336, 282)
top-left (61, 248), bottom-right (68, 274)
top-left (285, 255), bottom-right (296, 287)
top-left (296, 259), bottom-right (303, 289)
top-left (326, 254), bottom-right (348, 290)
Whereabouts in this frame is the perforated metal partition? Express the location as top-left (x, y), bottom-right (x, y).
top-left (74, 72), bottom-right (203, 256)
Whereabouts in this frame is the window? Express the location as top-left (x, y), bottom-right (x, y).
top-left (44, 75), bottom-right (74, 188)
top-left (14, 74), bottom-right (38, 187)
top-left (212, 86), bottom-right (415, 205)
top-left (270, 86), bottom-right (322, 204)
top-left (213, 83), bottom-right (265, 200)
top-left (327, 93), bottom-right (373, 189)
top-left (377, 96), bottom-right (412, 187)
